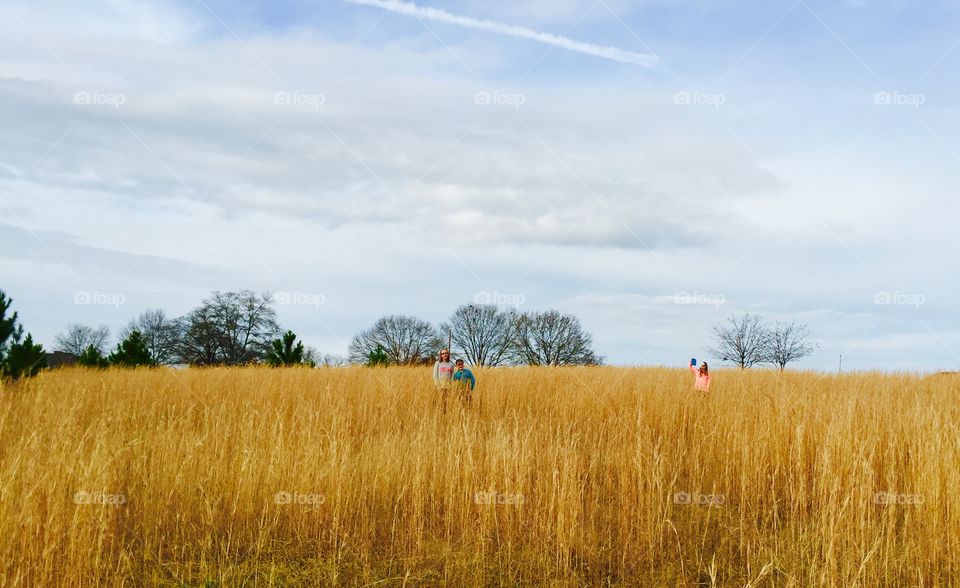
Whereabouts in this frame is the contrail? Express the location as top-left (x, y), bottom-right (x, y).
top-left (344, 0), bottom-right (660, 68)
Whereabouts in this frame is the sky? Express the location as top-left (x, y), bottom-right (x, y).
top-left (1, 0), bottom-right (959, 371)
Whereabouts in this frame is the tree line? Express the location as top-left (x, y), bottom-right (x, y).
top-left (53, 295), bottom-right (601, 369)
top-left (1, 285), bottom-right (816, 381)
top-left (52, 290), bottom-right (332, 369)
top-left (348, 305), bottom-right (601, 366)
top-left (1, 288), bottom-right (603, 378)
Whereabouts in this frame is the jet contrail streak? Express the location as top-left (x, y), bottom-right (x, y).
top-left (344, 0), bottom-right (660, 68)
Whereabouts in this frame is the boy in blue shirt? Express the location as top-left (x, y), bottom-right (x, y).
top-left (453, 359), bottom-right (476, 404)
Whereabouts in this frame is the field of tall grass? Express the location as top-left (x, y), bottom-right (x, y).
top-left (0, 366), bottom-right (957, 586)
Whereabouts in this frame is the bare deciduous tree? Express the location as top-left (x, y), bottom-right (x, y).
top-left (210, 290), bottom-right (280, 364)
top-left (54, 323), bottom-right (110, 356)
top-left (174, 290), bottom-right (280, 365)
top-left (174, 305), bottom-right (221, 366)
top-left (348, 315), bottom-right (442, 365)
top-left (766, 321), bottom-right (816, 370)
top-left (313, 351), bottom-right (348, 367)
top-left (440, 304), bottom-right (516, 367)
top-left (511, 310), bottom-right (601, 366)
top-left (122, 309), bottom-right (178, 365)
top-left (708, 313), bottom-right (770, 369)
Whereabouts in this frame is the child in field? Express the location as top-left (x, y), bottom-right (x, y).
top-left (433, 349), bottom-right (455, 392)
top-left (453, 359), bottom-right (476, 404)
top-left (689, 358), bottom-right (711, 392)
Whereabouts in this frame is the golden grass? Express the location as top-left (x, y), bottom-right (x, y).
top-left (0, 366), bottom-right (958, 586)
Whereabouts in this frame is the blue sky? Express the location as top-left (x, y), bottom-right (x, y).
top-left (1, 0), bottom-right (959, 370)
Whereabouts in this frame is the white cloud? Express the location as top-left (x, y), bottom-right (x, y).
top-left (1, 0), bottom-right (198, 42)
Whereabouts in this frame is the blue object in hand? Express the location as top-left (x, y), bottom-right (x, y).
top-left (691, 358), bottom-right (697, 366)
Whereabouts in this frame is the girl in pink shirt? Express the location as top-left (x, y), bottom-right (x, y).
top-left (689, 358), bottom-right (711, 392)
